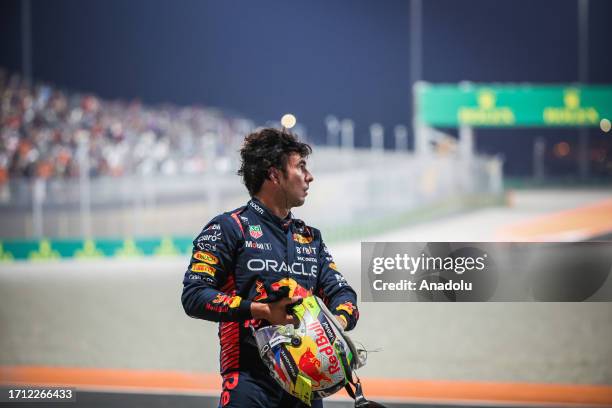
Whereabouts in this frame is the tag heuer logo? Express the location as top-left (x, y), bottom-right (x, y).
top-left (249, 225), bottom-right (263, 239)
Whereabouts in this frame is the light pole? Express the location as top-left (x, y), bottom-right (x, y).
top-left (410, 0), bottom-right (423, 156)
top-left (21, 0), bottom-right (32, 84)
top-left (578, 0), bottom-right (590, 179)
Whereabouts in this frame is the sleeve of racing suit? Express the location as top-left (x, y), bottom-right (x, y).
top-left (181, 214), bottom-right (252, 322)
top-left (315, 231), bottom-right (359, 331)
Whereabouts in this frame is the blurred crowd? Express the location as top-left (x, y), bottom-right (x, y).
top-left (0, 69), bottom-right (255, 184)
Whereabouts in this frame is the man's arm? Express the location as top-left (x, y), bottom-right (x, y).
top-left (315, 232), bottom-right (359, 331)
top-left (181, 216), bottom-right (253, 322)
top-left (181, 215), bottom-right (302, 325)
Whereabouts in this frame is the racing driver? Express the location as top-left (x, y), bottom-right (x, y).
top-left (181, 127), bottom-right (359, 407)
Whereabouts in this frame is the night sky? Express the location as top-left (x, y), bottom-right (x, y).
top-left (1, 0), bottom-right (611, 177)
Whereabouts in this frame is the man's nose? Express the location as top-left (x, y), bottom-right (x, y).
top-left (306, 171), bottom-right (314, 183)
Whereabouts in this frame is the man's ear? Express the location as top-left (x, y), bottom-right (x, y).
top-left (268, 168), bottom-right (280, 184)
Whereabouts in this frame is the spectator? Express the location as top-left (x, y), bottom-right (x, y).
top-left (0, 70), bottom-right (256, 182)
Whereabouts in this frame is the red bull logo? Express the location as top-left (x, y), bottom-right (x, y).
top-left (336, 301), bottom-right (356, 316)
top-left (293, 233), bottom-right (313, 244)
top-left (306, 321), bottom-right (340, 375)
top-left (253, 280), bottom-right (268, 301)
top-left (194, 251), bottom-right (219, 265)
top-left (270, 278), bottom-right (311, 297)
top-left (297, 347), bottom-right (331, 386)
top-left (212, 293), bottom-right (242, 308)
top-left (329, 262), bottom-right (338, 271)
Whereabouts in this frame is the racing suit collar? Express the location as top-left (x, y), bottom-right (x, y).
top-left (249, 197), bottom-right (293, 229)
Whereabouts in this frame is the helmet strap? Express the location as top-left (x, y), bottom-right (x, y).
top-left (344, 374), bottom-right (388, 408)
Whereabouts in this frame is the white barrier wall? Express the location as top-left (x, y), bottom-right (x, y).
top-left (0, 148), bottom-right (503, 239)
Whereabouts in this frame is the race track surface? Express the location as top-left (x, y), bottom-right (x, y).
top-left (1, 189), bottom-right (612, 406)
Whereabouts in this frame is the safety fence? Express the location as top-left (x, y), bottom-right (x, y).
top-left (0, 148), bottom-right (505, 247)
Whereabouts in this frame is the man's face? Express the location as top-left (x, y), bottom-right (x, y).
top-left (278, 153), bottom-right (314, 208)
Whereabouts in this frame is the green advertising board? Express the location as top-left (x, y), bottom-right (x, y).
top-left (417, 83), bottom-right (612, 127)
top-left (0, 237), bottom-right (195, 262)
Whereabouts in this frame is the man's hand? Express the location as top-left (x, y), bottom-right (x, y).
top-left (335, 315), bottom-right (347, 330)
top-left (251, 296), bottom-right (302, 325)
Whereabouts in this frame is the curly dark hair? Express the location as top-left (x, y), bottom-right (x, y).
top-left (238, 128), bottom-right (312, 196)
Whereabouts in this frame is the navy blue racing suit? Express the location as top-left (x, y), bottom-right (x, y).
top-left (181, 198), bottom-right (359, 407)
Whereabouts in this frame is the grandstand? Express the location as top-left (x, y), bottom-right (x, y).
top-left (0, 70), bottom-right (252, 182)
top-left (0, 70), bottom-right (503, 241)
